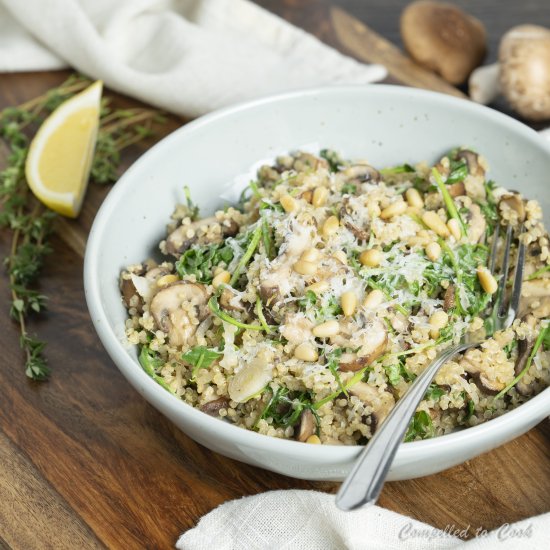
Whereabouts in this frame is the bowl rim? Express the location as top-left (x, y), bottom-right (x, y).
top-left (84, 84), bottom-right (550, 460)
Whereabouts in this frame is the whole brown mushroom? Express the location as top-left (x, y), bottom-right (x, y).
top-left (401, 1), bottom-right (487, 85)
top-left (470, 25), bottom-right (550, 121)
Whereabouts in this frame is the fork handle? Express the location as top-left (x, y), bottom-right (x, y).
top-left (335, 341), bottom-right (477, 511)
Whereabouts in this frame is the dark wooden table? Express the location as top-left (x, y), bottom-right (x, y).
top-left (1, 1), bottom-right (549, 548)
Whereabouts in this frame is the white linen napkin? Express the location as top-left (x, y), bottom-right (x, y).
top-left (177, 490), bottom-right (548, 550)
top-left (0, 0), bottom-right (386, 117)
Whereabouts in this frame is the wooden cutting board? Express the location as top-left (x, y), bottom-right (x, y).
top-left (0, 2), bottom-right (548, 549)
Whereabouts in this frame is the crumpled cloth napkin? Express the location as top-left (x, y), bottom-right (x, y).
top-left (177, 490), bottom-right (549, 550)
top-left (0, 0), bottom-right (386, 117)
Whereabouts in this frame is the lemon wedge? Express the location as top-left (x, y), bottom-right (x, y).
top-left (25, 80), bottom-right (103, 218)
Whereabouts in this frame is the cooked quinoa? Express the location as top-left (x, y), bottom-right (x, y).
top-left (120, 148), bottom-right (550, 445)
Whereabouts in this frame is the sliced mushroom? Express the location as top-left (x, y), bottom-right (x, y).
top-left (295, 408), bottom-right (315, 442)
top-left (165, 216), bottom-right (239, 257)
top-left (465, 203), bottom-right (486, 244)
top-left (460, 357), bottom-right (503, 394)
top-left (340, 199), bottom-right (370, 242)
top-left (514, 338), bottom-right (536, 396)
top-left (145, 266), bottom-right (171, 282)
top-left (499, 193), bottom-right (526, 224)
top-left (228, 348), bottom-right (274, 403)
top-left (448, 181), bottom-right (466, 198)
top-left (342, 164), bottom-right (380, 185)
top-left (339, 323), bottom-right (388, 372)
top-left (456, 149), bottom-right (485, 179)
top-left (349, 382), bottom-right (395, 431)
top-left (120, 276), bottom-right (141, 310)
top-left (150, 282), bottom-right (209, 347)
top-left (443, 285), bottom-right (455, 311)
top-left (200, 397), bottom-right (230, 416)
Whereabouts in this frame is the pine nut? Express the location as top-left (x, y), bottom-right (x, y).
top-left (280, 194), bottom-right (297, 213)
top-left (293, 260), bottom-right (317, 275)
top-left (477, 266), bottom-right (498, 294)
top-left (312, 186), bottom-right (329, 207)
top-left (212, 270), bottom-right (231, 289)
top-left (429, 310), bottom-right (449, 338)
top-left (363, 289), bottom-right (385, 309)
top-left (341, 291), bottom-right (357, 316)
top-left (429, 310), bottom-right (449, 329)
top-left (381, 200), bottom-right (407, 220)
top-left (447, 218), bottom-right (461, 241)
top-left (302, 190), bottom-right (313, 203)
top-left (426, 242), bottom-right (441, 262)
top-left (301, 248), bottom-right (321, 262)
top-left (294, 342), bottom-right (319, 362)
top-left (422, 211), bottom-right (450, 238)
top-left (332, 250), bottom-right (347, 265)
top-left (368, 203), bottom-right (381, 218)
top-left (359, 248), bottom-right (383, 267)
top-left (322, 216), bottom-right (340, 238)
top-left (213, 266), bottom-right (225, 276)
top-left (405, 188), bottom-right (424, 208)
top-left (306, 280), bottom-right (329, 294)
top-left (157, 274), bottom-right (179, 287)
top-left (306, 434), bottom-right (321, 444)
top-left (312, 320), bottom-right (340, 338)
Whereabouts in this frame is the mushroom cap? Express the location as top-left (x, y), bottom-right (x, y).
top-left (499, 25), bottom-right (550, 121)
top-left (400, 1), bottom-right (487, 84)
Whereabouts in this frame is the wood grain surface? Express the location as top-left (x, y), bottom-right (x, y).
top-left (1, 1), bottom-right (549, 548)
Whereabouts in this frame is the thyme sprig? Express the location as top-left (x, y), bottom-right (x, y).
top-left (0, 74), bottom-right (166, 380)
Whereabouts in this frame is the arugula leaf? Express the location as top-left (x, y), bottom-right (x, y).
top-left (424, 384), bottom-right (444, 401)
top-left (182, 346), bottom-right (223, 380)
top-left (432, 167), bottom-right (467, 237)
top-left (320, 149), bottom-right (343, 172)
top-left (183, 185), bottom-right (200, 221)
top-left (325, 348), bottom-right (347, 396)
top-left (404, 410), bottom-right (434, 442)
top-left (381, 163), bottom-right (415, 175)
top-left (465, 399), bottom-right (475, 421)
top-left (176, 241), bottom-right (234, 283)
top-left (138, 345), bottom-right (174, 393)
top-left (341, 183), bottom-right (357, 195)
top-left (298, 290), bottom-right (318, 310)
top-left (446, 160), bottom-right (468, 184)
top-left (256, 386), bottom-right (319, 431)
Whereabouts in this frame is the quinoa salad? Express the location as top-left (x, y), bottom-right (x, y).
top-left (120, 148), bottom-right (550, 445)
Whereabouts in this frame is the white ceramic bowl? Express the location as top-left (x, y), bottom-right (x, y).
top-left (85, 86), bottom-right (550, 481)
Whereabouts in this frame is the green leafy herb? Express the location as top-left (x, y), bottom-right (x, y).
top-left (320, 149), bottom-right (344, 172)
top-left (424, 384), bottom-right (444, 401)
top-left (341, 183), bottom-right (357, 195)
top-left (495, 323), bottom-right (549, 400)
top-left (0, 74), bottom-right (165, 380)
top-left (298, 290), bottom-right (318, 310)
top-left (325, 348), bottom-right (347, 396)
top-left (208, 295), bottom-right (266, 331)
top-left (432, 167), bottom-right (467, 237)
top-left (256, 386), bottom-right (319, 431)
top-left (176, 241), bottom-right (234, 283)
top-left (446, 160), bottom-right (468, 184)
top-left (139, 345), bottom-right (174, 392)
top-left (527, 265), bottom-right (550, 281)
top-left (465, 399), bottom-right (475, 421)
top-left (380, 163), bottom-right (415, 176)
top-left (184, 185), bottom-right (199, 221)
top-left (230, 224), bottom-right (262, 286)
top-left (404, 410), bottom-right (434, 441)
top-left (182, 346), bottom-right (223, 380)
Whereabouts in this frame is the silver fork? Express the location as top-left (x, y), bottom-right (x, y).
top-left (336, 221), bottom-right (526, 511)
